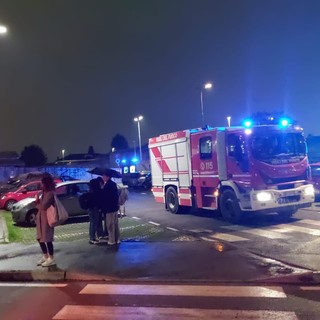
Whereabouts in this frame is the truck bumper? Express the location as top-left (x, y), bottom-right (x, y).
top-left (249, 184), bottom-right (315, 211)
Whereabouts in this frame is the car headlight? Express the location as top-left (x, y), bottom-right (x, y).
top-left (304, 186), bottom-right (314, 196)
top-left (1, 195), bottom-right (6, 200)
top-left (256, 192), bottom-right (272, 202)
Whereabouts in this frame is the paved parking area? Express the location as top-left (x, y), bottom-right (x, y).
top-left (5, 216), bottom-right (186, 244)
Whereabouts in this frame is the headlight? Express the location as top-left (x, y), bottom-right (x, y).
top-left (256, 192), bottom-right (272, 202)
top-left (304, 186), bottom-right (314, 196)
top-left (1, 196), bottom-right (6, 200)
top-left (12, 204), bottom-right (21, 211)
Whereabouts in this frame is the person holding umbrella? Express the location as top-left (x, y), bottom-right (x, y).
top-left (101, 169), bottom-right (121, 246)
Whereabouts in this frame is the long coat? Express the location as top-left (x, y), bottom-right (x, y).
top-left (101, 179), bottom-right (119, 214)
top-left (36, 191), bottom-right (55, 242)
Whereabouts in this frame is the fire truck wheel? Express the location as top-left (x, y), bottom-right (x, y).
top-left (219, 189), bottom-right (242, 224)
top-left (165, 187), bottom-right (180, 214)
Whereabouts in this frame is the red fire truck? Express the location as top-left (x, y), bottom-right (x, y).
top-left (148, 118), bottom-right (314, 223)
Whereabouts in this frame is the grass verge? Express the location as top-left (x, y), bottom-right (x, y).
top-left (2, 211), bottom-right (24, 242)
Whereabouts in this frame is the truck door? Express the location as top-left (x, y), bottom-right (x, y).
top-left (226, 132), bottom-right (251, 188)
top-left (191, 131), bottom-right (219, 210)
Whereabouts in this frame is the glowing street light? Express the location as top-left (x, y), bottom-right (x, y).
top-left (200, 82), bottom-right (213, 127)
top-left (134, 115), bottom-right (143, 162)
top-left (61, 149), bottom-right (65, 160)
top-left (227, 116), bottom-right (231, 127)
top-left (0, 25), bottom-right (8, 34)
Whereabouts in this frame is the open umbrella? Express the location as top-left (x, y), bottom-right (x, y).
top-left (87, 167), bottom-right (122, 178)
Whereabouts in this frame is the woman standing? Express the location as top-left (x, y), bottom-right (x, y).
top-left (35, 174), bottom-right (56, 267)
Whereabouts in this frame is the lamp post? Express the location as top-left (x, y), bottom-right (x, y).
top-left (134, 115), bottom-right (143, 162)
top-left (0, 25), bottom-right (7, 35)
top-left (227, 116), bottom-right (231, 127)
top-left (61, 149), bottom-right (65, 161)
top-left (200, 82), bottom-right (213, 127)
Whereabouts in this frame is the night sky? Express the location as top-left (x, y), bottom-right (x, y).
top-left (0, 0), bottom-right (319, 161)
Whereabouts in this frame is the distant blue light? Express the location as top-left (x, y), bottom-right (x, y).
top-left (243, 119), bottom-right (253, 128)
top-left (132, 157), bottom-right (138, 163)
top-left (121, 159), bottom-right (127, 164)
top-left (279, 118), bottom-right (290, 128)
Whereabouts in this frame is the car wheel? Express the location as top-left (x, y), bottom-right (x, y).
top-left (5, 199), bottom-right (17, 211)
top-left (219, 189), bottom-right (242, 224)
top-left (165, 187), bottom-right (180, 214)
top-left (26, 210), bottom-right (37, 226)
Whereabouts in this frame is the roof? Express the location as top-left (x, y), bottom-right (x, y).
top-left (56, 180), bottom-right (89, 187)
top-left (0, 151), bottom-right (20, 159)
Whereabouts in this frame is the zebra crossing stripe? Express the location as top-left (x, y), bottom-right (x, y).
top-left (220, 225), bottom-right (289, 239)
top-left (79, 284), bottom-right (287, 298)
top-left (203, 232), bottom-right (248, 242)
top-left (271, 224), bottom-right (320, 236)
top-left (52, 306), bottom-right (298, 320)
top-left (0, 283), bottom-right (67, 288)
top-left (300, 286), bottom-right (320, 291)
top-left (299, 219), bottom-right (320, 227)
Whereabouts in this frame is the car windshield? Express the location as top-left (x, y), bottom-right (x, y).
top-left (250, 132), bottom-right (306, 161)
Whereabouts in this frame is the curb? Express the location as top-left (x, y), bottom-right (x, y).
top-left (0, 270), bottom-right (319, 285)
top-left (257, 271), bottom-right (320, 285)
top-left (0, 215), bottom-right (9, 243)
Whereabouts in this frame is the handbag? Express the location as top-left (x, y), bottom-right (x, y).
top-left (47, 194), bottom-right (69, 227)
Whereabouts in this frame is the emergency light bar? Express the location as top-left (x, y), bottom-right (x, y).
top-left (242, 116), bottom-right (292, 128)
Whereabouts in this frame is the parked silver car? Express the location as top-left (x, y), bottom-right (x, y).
top-left (11, 180), bottom-right (90, 226)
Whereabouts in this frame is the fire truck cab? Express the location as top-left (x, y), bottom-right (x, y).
top-left (149, 119), bottom-right (314, 223)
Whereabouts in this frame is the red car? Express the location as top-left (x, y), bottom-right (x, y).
top-left (310, 162), bottom-right (320, 201)
top-left (0, 179), bottom-right (61, 211)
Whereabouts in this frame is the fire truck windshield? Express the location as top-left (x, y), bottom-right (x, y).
top-left (250, 132), bottom-right (306, 162)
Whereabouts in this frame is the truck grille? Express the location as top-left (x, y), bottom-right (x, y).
top-left (277, 195), bottom-right (300, 204)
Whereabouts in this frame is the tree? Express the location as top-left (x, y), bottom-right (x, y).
top-left (111, 134), bottom-right (129, 151)
top-left (87, 145), bottom-right (95, 155)
top-left (20, 145), bottom-right (48, 167)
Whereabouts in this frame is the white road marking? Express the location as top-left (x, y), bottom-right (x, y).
top-left (79, 284), bottom-right (286, 298)
top-left (131, 216), bottom-right (141, 220)
top-left (271, 224), bottom-right (320, 236)
top-left (148, 221), bottom-right (160, 226)
top-left (188, 229), bottom-right (211, 233)
top-left (53, 306), bottom-right (297, 320)
top-left (221, 225), bottom-right (289, 239)
top-left (299, 219), bottom-right (320, 227)
top-left (0, 283), bottom-right (67, 288)
top-left (166, 226), bottom-right (179, 232)
top-left (203, 233), bottom-right (249, 242)
top-left (300, 286), bottom-right (320, 291)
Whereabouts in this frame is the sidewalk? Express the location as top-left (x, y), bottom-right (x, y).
top-left (0, 213), bottom-right (319, 284)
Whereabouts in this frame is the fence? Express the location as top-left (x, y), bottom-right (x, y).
top-left (0, 166), bottom-right (95, 183)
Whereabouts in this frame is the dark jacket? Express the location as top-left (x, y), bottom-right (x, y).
top-left (86, 190), bottom-right (104, 210)
top-left (101, 179), bottom-right (119, 213)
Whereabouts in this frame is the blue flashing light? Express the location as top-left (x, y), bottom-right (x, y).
top-left (279, 118), bottom-right (290, 128)
top-left (121, 159), bottom-right (127, 164)
top-left (243, 119), bottom-right (253, 128)
top-left (131, 157), bottom-right (138, 163)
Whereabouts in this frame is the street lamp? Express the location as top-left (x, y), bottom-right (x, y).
top-left (200, 82), bottom-right (213, 127)
top-left (61, 149), bottom-right (65, 161)
top-left (0, 25), bottom-right (8, 35)
top-left (134, 115), bottom-right (143, 162)
top-left (227, 116), bottom-right (231, 127)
